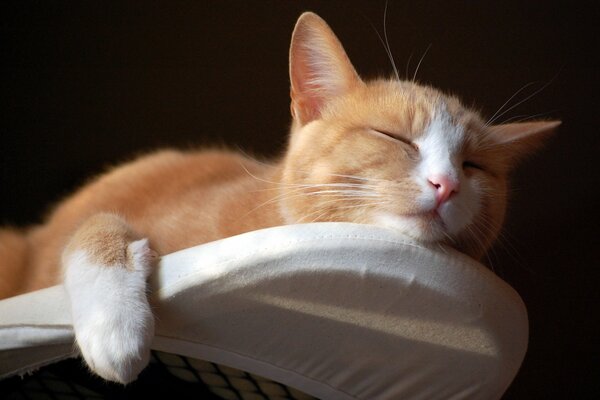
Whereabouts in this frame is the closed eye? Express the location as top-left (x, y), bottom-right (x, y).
top-left (371, 129), bottom-right (417, 150)
top-left (463, 160), bottom-right (484, 171)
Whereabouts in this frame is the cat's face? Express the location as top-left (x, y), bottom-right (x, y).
top-left (280, 12), bottom-right (559, 259)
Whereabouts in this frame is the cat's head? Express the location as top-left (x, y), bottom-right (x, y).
top-left (279, 12), bottom-right (559, 259)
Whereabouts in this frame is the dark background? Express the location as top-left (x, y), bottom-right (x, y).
top-left (1, 1), bottom-right (598, 398)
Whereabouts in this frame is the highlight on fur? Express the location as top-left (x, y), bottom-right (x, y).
top-left (0, 10), bottom-right (561, 296)
top-left (0, 11), bottom-right (560, 297)
top-left (0, 11), bottom-right (559, 384)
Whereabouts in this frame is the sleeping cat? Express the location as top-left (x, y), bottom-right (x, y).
top-left (0, 12), bottom-right (558, 383)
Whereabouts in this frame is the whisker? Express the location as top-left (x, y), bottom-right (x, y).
top-left (326, 172), bottom-right (389, 183)
top-left (243, 171), bottom-right (380, 191)
top-left (298, 201), bottom-right (387, 223)
top-left (486, 73), bottom-right (558, 126)
top-left (383, 0), bottom-right (400, 81)
top-left (441, 229), bottom-right (456, 246)
top-left (270, 189), bottom-right (375, 208)
top-left (298, 182), bottom-right (379, 189)
top-left (251, 183), bottom-right (380, 193)
top-left (365, 0), bottom-right (400, 81)
top-left (485, 244), bottom-right (500, 276)
top-left (237, 161), bottom-right (282, 186)
top-left (240, 187), bottom-right (305, 219)
top-left (405, 51), bottom-right (413, 81)
top-left (465, 224), bottom-right (489, 264)
top-left (303, 190), bottom-right (380, 198)
top-left (239, 160), bottom-right (387, 190)
top-left (334, 201), bottom-right (387, 209)
top-left (436, 242), bottom-right (451, 256)
top-left (412, 43), bottom-right (432, 83)
top-left (293, 195), bottom-right (383, 211)
top-left (490, 228), bottom-right (534, 275)
top-left (498, 110), bottom-right (558, 125)
top-left (243, 185), bottom-right (382, 219)
top-left (237, 156), bottom-right (394, 189)
top-left (485, 81), bottom-right (537, 127)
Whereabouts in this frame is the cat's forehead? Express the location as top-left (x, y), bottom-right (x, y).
top-left (374, 80), bottom-right (479, 130)
top-left (417, 105), bottom-right (464, 152)
top-left (333, 79), bottom-right (484, 141)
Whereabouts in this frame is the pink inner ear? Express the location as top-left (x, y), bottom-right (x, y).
top-left (487, 120), bottom-right (560, 164)
top-left (289, 12), bottom-right (361, 125)
top-left (489, 120), bottom-right (561, 144)
top-left (291, 94), bottom-right (323, 124)
top-left (290, 55), bottom-right (327, 123)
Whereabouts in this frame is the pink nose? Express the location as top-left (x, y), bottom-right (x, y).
top-left (428, 175), bottom-right (460, 205)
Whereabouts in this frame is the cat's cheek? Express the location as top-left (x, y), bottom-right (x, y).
top-left (371, 212), bottom-right (426, 240)
top-left (415, 188), bottom-right (438, 212)
top-left (370, 211), bottom-right (447, 242)
top-left (439, 187), bottom-right (481, 236)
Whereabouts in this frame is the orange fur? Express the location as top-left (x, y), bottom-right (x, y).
top-left (11, 150), bottom-right (285, 296)
top-left (0, 12), bottom-right (559, 299)
top-left (63, 214), bottom-right (139, 268)
top-left (0, 228), bottom-right (29, 297)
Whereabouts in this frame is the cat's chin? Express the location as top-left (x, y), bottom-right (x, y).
top-left (371, 212), bottom-right (449, 243)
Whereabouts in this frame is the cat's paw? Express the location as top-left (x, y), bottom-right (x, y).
top-left (76, 306), bottom-right (154, 384)
top-left (64, 239), bottom-right (157, 384)
top-left (128, 238), bottom-right (159, 275)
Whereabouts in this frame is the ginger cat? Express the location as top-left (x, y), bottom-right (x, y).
top-left (0, 12), bottom-right (558, 383)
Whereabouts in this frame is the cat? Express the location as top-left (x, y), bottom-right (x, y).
top-left (0, 12), bottom-right (558, 383)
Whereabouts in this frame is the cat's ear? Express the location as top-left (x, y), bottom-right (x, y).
top-left (289, 12), bottom-right (362, 125)
top-left (488, 120), bottom-right (560, 163)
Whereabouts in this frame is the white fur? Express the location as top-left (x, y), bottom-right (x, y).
top-left (373, 212), bottom-right (430, 240)
top-left (415, 106), bottom-right (481, 236)
top-left (414, 106), bottom-right (463, 201)
top-left (377, 105), bottom-right (481, 241)
top-left (63, 239), bottom-right (155, 384)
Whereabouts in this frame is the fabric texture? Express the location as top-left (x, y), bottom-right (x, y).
top-left (0, 222), bottom-right (528, 399)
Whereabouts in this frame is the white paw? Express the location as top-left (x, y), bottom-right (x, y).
top-left (76, 305), bottom-right (154, 384)
top-left (64, 244), bottom-right (156, 384)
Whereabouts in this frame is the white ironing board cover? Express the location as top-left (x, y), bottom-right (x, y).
top-left (0, 223), bottom-right (528, 400)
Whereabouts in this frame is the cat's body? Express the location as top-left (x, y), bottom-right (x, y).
top-left (1, 150), bottom-right (282, 297)
top-left (0, 12), bottom-right (558, 383)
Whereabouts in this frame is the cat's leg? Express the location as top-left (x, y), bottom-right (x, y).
top-left (62, 213), bottom-right (157, 384)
